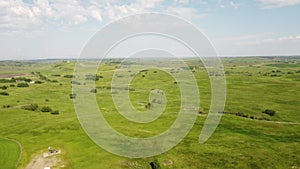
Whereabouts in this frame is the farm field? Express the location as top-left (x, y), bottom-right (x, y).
top-left (0, 56), bottom-right (299, 169)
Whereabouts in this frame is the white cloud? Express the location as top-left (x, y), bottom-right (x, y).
top-left (0, 0), bottom-right (169, 35)
top-left (229, 1), bottom-right (238, 9)
top-left (166, 6), bottom-right (208, 20)
top-left (259, 0), bottom-right (300, 9)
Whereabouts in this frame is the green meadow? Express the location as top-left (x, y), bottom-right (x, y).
top-left (0, 56), bottom-right (299, 168)
top-left (0, 138), bottom-right (21, 169)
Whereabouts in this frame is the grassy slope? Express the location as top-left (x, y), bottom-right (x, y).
top-left (0, 57), bottom-right (299, 168)
top-left (0, 138), bottom-right (21, 169)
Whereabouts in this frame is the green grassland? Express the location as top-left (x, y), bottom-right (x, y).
top-left (0, 138), bottom-right (21, 169)
top-left (0, 56), bottom-right (299, 168)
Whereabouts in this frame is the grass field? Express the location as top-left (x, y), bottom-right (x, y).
top-left (0, 138), bottom-right (21, 169)
top-left (0, 56), bottom-right (299, 168)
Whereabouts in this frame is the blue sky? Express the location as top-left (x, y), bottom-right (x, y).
top-left (0, 0), bottom-right (300, 60)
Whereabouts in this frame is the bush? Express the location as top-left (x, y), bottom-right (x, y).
top-left (71, 81), bottom-right (81, 85)
top-left (70, 94), bottom-right (77, 99)
top-left (22, 104), bottom-right (39, 111)
top-left (0, 79), bottom-right (14, 83)
top-left (35, 80), bottom-right (43, 84)
top-left (90, 89), bottom-right (97, 93)
top-left (63, 75), bottom-right (74, 78)
top-left (262, 109), bottom-right (276, 116)
top-left (85, 74), bottom-right (102, 81)
top-left (17, 83), bottom-right (29, 87)
top-left (2, 105), bottom-right (11, 108)
top-left (1, 86), bottom-right (8, 90)
top-left (0, 92), bottom-right (9, 96)
top-left (41, 106), bottom-right (52, 112)
top-left (51, 110), bottom-right (60, 115)
top-left (9, 84), bottom-right (15, 87)
top-left (150, 160), bottom-right (161, 169)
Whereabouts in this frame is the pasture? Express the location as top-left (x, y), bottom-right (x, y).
top-left (0, 138), bottom-right (21, 169)
top-left (0, 56), bottom-right (299, 168)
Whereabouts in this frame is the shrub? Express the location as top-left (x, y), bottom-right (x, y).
top-left (0, 92), bottom-right (9, 96)
top-left (22, 104), bottom-right (39, 111)
top-left (63, 75), bottom-right (74, 78)
top-left (9, 84), bottom-right (15, 87)
top-left (262, 109), bottom-right (276, 116)
top-left (1, 85), bottom-right (8, 90)
top-left (145, 102), bottom-right (152, 109)
top-left (51, 110), bottom-right (60, 115)
top-left (90, 89), bottom-right (97, 93)
top-left (35, 80), bottom-right (43, 84)
top-left (2, 105), bottom-right (11, 108)
top-left (0, 79), bottom-right (14, 83)
top-left (150, 160), bottom-right (161, 169)
top-left (71, 81), bottom-right (81, 85)
top-left (85, 74), bottom-right (101, 81)
top-left (70, 94), bottom-right (77, 99)
top-left (41, 106), bottom-right (52, 112)
top-left (17, 83), bottom-right (29, 87)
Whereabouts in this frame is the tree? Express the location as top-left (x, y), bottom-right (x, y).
top-left (51, 110), bottom-right (60, 115)
top-left (17, 83), bottom-right (29, 87)
top-left (1, 86), bottom-right (8, 90)
top-left (262, 109), bottom-right (276, 116)
top-left (41, 106), bottom-right (52, 112)
top-left (0, 92), bottom-right (9, 96)
top-left (90, 89), bottom-right (97, 93)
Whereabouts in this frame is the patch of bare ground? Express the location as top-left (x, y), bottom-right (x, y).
top-left (25, 150), bottom-right (66, 169)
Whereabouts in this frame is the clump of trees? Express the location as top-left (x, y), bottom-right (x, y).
top-left (145, 102), bottom-right (152, 109)
top-left (17, 83), bottom-right (29, 87)
top-left (41, 106), bottom-right (52, 112)
top-left (219, 111), bottom-right (270, 121)
top-left (21, 104), bottom-right (60, 115)
top-left (63, 75), bottom-right (74, 78)
top-left (1, 85), bottom-right (8, 90)
top-left (35, 80), bottom-right (43, 84)
top-left (51, 110), bottom-right (60, 115)
top-left (2, 105), bottom-right (11, 108)
top-left (0, 79), bottom-right (15, 83)
top-left (262, 109), bottom-right (276, 116)
top-left (85, 74), bottom-right (102, 81)
top-left (34, 72), bottom-right (52, 81)
top-left (0, 91), bottom-right (9, 96)
top-left (13, 77), bottom-right (31, 82)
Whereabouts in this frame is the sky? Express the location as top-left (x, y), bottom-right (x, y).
top-left (0, 0), bottom-right (300, 60)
